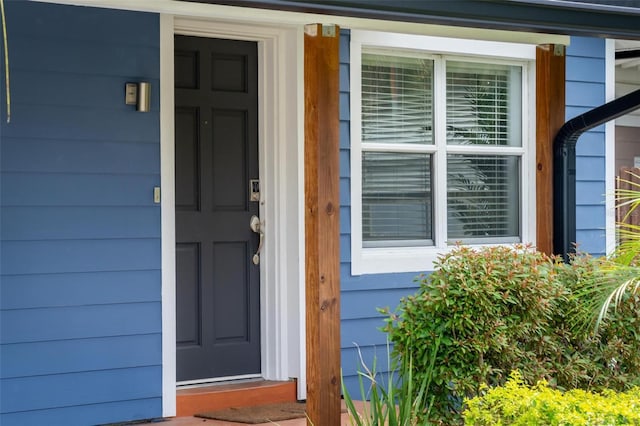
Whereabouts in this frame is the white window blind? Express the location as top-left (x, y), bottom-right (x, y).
top-left (447, 155), bottom-right (520, 242)
top-left (362, 152), bottom-right (433, 245)
top-left (362, 54), bottom-right (434, 145)
top-left (446, 62), bottom-right (522, 147)
top-left (359, 50), bottom-right (525, 249)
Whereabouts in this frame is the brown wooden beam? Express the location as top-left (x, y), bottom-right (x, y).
top-left (304, 23), bottom-right (341, 425)
top-left (536, 44), bottom-right (566, 255)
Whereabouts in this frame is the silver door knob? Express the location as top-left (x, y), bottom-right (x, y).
top-left (249, 215), bottom-right (263, 265)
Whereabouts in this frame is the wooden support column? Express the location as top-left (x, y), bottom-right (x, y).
top-left (304, 23), bottom-right (341, 425)
top-left (536, 44), bottom-right (566, 255)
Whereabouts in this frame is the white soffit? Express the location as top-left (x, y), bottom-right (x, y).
top-left (33, 0), bottom-right (569, 46)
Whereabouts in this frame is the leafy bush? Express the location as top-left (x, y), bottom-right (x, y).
top-left (382, 245), bottom-right (640, 425)
top-left (553, 255), bottom-right (640, 392)
top-left (463, 371), bottom-right (640, 425)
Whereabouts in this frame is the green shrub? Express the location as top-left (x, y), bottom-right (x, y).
top-left (463, 371), bottom-right (640, 425)
top-left (552, 255), bottom-right (640, 392)
top-left (382, 244), bottom-right (566, 424)
top-left (382, 245), bottom-right (640, 425)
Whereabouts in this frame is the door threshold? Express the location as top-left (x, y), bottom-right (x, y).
top-left (176, 379), bottom-right (297, 416)
top-left (177, 374), bottom-right (262, 389)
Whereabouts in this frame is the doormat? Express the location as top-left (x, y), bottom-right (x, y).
top-left (195, 402), bottom-right (307, 423)
top-left (196, 402), bottom-right (344, 424)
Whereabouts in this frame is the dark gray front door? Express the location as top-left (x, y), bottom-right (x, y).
top-left (174, 35), bottom-right (260, 382)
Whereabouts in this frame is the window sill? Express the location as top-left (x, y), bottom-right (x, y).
top-left (351, 246), bottom-right (442, 275)
top-left (351, 243), bottom-right (527, 276)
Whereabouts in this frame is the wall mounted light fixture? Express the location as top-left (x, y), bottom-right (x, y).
top-left (125, 82), bottom-right (151, 112)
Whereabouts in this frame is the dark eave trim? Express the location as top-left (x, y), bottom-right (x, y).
top-left (190, 0), bottom-right (640, 39)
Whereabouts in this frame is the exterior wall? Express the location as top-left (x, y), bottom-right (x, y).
top-left (567, 37), bottom-right (608, 256)
top-left (0, 3), bottom-right (162, 425)
top-left (340, 33), bottom-right (610, 393)
top-left (616, 126), bottom-right (640, 171)
top-left (339, 30), bottom-right (420, 393)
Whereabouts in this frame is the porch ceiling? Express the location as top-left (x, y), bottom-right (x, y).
top-left (192, 0), bottom-right (640, 39)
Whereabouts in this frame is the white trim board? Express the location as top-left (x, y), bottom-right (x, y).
top-left (35, 0), bottom-right (569, 46)
top-left (605, 39), bottom-right (616, 255)
top-left (160, 16), bottom-right (306, 416)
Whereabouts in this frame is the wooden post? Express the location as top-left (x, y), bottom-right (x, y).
top-left (304, 23), bottom-right (341, 425)
top-left (536, 44), bottom-right (566, 255)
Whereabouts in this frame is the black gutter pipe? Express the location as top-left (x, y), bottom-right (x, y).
top-left (554, 88), bottom-right (640, 263)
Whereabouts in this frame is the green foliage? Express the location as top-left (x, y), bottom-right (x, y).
top-left (382, 245), bottom-right (640, 425)
top-left (341, 341), bottom-right (439, 426)
top-left (463, 371), bottom-right (640, 425)
top-left (575, 170), bottom-right (640, 329)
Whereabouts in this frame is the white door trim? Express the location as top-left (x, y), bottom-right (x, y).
top-left (160, 15), bottom-right (306, 417)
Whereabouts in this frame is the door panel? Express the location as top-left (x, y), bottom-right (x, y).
top-left (175, 35), bottom-right (260, 382)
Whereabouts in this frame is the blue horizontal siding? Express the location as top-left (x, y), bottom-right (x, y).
top-left (1, 173), bottom-right (159, 206)
top-left (340, 121), bottom-right (350, 149)
top-left (0, 2), bottom-right (162, 424)
top-left (1, 138), bottom-right (159, 174)
top-left (342, 318), bottom-right (388, 348)
top-left (564, 36), bottom-right (605, 58)
top-left (566, 57), bottom-right (605, 83)
top-left (1, 335), bottom-right (161, 378)
top-left (1, 207), bottom-right (160, 240)
top-left (1, 239), bottom-right (160, 275)
top-left (576, 205), bottom-right (607, 228)
top-left (2, 105), bottom-right (159, 141)
top-left (575, 229), bottom-right (607, 254)
top-left (1, 270), bottom-right (160, 310)
top-left (575, 131), bottom-right (605, 156)
top-left (1, 366), bottom-right (161, 413)
top-left (566, 81), bottom-right (605, 108)
top-left (576, 181), bottom-right (606, 205)
top-left (0, 399), bottom-right (162, 426)
top-left (576, 156), bottom-right (606, 181)
top-left (8, 3), bottom-right (160, 47)
top-left (9, 37), bottom-right (159, 77)
top-left (9, 72), bottom-right (158, 110)
top-left (340, 206), bottom-right (351, 234)
top-left (566, 36), bottom-right (607, 257)
top-left (341, 288), bottom-right (418, 320)
top-left (1, 303), bottom-right (161, 344)
top-left (341, 265), bottom-right (421, 291)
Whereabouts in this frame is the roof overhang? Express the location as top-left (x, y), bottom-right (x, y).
top-left (194, 0), bottom-right (640, 39)
top-left (33, 0), bottom-right (570, 46)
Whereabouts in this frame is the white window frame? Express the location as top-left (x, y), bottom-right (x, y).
top-left (350, 30), bottom-right (537, 275)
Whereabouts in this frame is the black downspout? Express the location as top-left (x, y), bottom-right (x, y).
top-left (553, 88), bottom-right (640, 263)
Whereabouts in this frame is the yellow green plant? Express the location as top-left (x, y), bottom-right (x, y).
top-left (464, 371), bottom-right (640, 425)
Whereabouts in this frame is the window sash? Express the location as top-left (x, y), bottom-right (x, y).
top-left (359, 49), bottom-right (526, 249)
top-left (446, 154), bottom-right (521, 243)
top-left (446, 61), bottom-right (522, 147)
top-left (362, 152), bottom-right (434, 245)
top-left (362, 53), bottom-right (434, 145)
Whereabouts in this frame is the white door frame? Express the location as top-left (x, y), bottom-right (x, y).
top-left (160, 15), bottom-right (306, 416)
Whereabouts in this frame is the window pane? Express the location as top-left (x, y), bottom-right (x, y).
top-left (363, 152), bottom-right (433, 245)
top-left (446, 62), bottom-right (522, 146)
top-left (447, 155), bottom-right (520, 242)
top-left (362, 53), bottom-right (434, 145)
